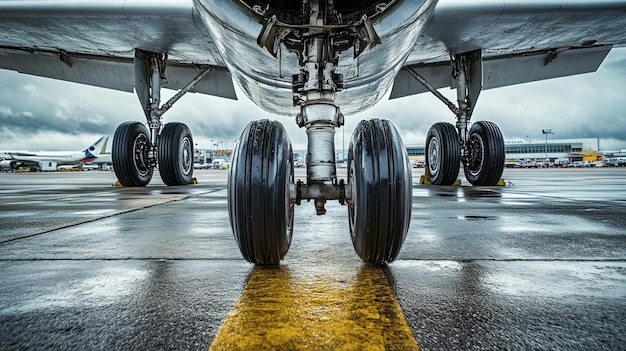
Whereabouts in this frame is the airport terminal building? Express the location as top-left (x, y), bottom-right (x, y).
top-left (406, 138), bottom-right (623, 166)
top-left (195, 137), bottom-right (625, 169)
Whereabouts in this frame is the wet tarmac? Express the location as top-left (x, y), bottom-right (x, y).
top-left (1, 168), bottom-right (625, 350)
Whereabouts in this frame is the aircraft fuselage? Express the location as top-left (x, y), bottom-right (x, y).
top-left (194, 0), bottom-right (436, 116)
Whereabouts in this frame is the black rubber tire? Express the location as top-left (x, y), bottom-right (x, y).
top-left (425, 122), bottom-right (461, 185)
top-left (112, 121), bottom-right (154, 187)
top-left (158, 122), bottom-right (194, 186)
top-left (348, 118), bottom-right (412, 264)
top-left (464, 121), bottom-right (505, 186)
top-left (228, 119), bottom-right (294, 265)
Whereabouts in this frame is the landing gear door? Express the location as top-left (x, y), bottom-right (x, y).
top-left (134, 50), bottom-right (150, 119)
top-left (467, 49), bottom-right (483, 117)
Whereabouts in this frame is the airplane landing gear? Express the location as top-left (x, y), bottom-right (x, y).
top-left (408, 50), bottom-right (505, 186)
top-left (113, 120), bottom-right (194, 187)
top-left (226, 1), bottom-right (412, 264)
top-left (113, 49), bottom-right (214, 187)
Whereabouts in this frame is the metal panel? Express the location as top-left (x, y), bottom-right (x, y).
top-left (0, 47), bottom-right (237, 100)
top-left (0, 0), bottom-right (237, 99)
top-left (482, 46), bottom-right (612, 89)
top-left (390, 62), bottom-right (451, 98)
top-left (406, 0), bottom-right (626, 65)
top-left (0, 48), bottom-right (135, 92)
top-left (0, 0), bottom-right (223, 65)
top-left (162, 66), bottom-right (237, 100)
top-left (390, 46), bottom-right (612, 100)
top-left (134, 51), bottom-right (151, 117)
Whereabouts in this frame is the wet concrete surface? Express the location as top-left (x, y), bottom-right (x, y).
top-left (0, 168), bottom-right (625, 350)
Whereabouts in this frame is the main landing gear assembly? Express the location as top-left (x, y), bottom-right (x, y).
top-left (408, 50), bottom-right (506, 186)
top-left (112, 50), bottom-right (214, 187)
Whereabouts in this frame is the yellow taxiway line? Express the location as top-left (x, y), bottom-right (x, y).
top-left (209, 264), bottom-right (419, 351)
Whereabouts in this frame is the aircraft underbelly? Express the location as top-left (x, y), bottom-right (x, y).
top-left (194, 0), bottom-right (436, 116)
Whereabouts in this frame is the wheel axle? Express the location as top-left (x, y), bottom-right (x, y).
top-left (292, 179), bottom-right (350, 213)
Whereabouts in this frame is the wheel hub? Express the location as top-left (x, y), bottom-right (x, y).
top-left (181, 136), bottom-right (192, 175)
top-left (466, 133), bottom-right (485, 176)
top-left (428, 137), bottom-right (440, 175)
top-left (133, 134), bottom-right (151, 176)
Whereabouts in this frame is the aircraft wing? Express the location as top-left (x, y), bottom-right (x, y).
top-left (391, 0), bottom-right (626, 98)
top-left (0, 153), bottom-right (39, 170)
top-left (0, 0), bottom-right (236, 99)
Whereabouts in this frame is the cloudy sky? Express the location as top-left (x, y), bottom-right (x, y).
top-left (1, 47), bottom-right (625, 153)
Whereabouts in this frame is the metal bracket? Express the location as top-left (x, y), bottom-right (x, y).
top-left (158, 67), bottom-right (214, 116)
top-left (257, 15), bottom-right (380, 60)
top-left (257, 3), bottom-right (378, 107)
top-left (405, 67), bottom-right (460, 116)
top-left (292, 179), bottom-right (350, 215)
top-left (58, 50), bottom-right (72, 67)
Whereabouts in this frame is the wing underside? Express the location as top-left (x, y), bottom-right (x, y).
top-left (391, 45), bottom-right (612, 98)
top-left (392, 0), bottom-right (626, 99)
top-left (0, 0), bottom-right (236, 99)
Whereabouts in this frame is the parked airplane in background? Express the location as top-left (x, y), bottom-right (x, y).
top-left (0, 137), bottom-right (109, 171)
top-left (1, 1), bottom-right (625, 265)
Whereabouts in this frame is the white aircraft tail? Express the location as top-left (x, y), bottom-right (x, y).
top-left (82, 136), bottom-right (109, 162)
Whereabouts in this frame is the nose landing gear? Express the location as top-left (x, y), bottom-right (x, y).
top-left (227, 2), bottom-right (412, 265)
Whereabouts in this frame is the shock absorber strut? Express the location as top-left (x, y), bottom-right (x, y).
top-left (257, 0), bottom-right (379, 215)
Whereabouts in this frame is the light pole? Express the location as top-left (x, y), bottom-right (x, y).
top-left (542, 129), bottom-right (554, 164)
